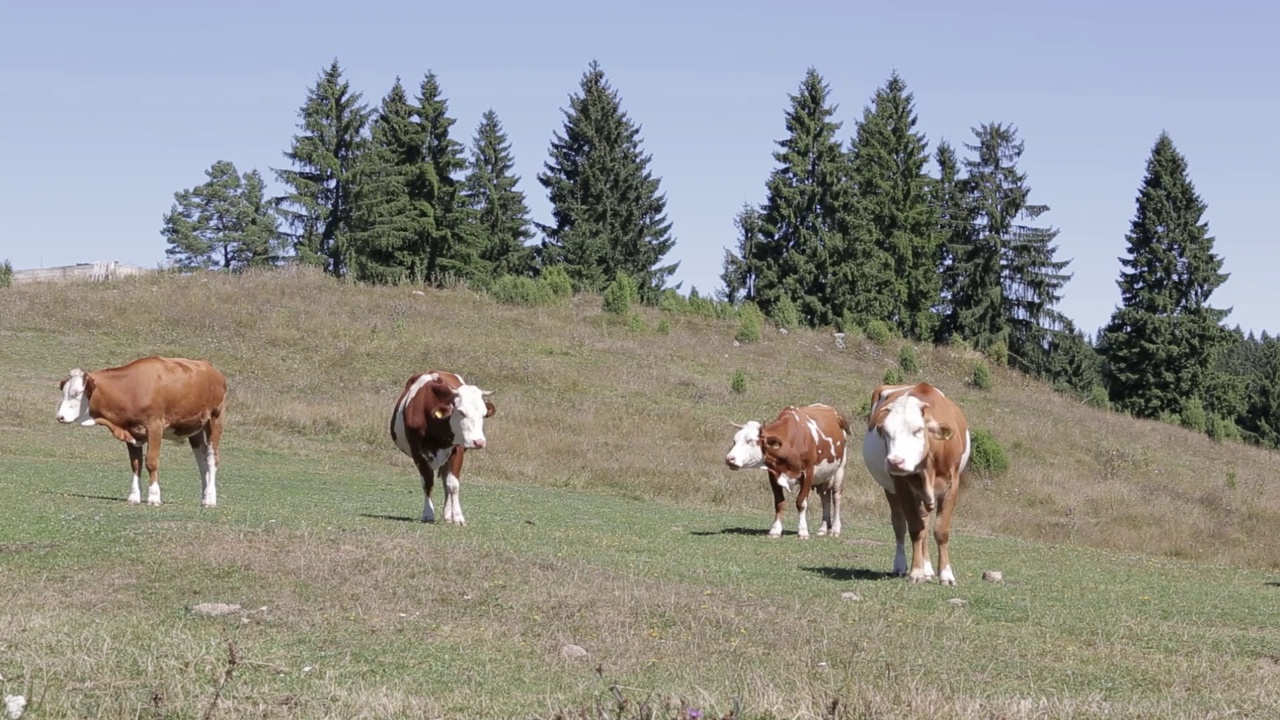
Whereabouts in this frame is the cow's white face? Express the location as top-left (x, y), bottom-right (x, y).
top-left (725, 421), bottom-right (765, 470)
top-left (56, 369), bottom-right (95, 426)
top-left (435, 385), bottom-right (495, 450)
top-left (875, 394), bottom-right (955, 476)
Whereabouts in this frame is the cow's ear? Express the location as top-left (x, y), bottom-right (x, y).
top-left (927, 420), bottom-right (953, 441)
top-left (83, 375), bottom-right (96, 395)
top-left (58, 377), bottom-right (67, 391)
top-left (431, 404), bottom-right (453, 420)
top-left (484, 401), bottom-right (496, 419)
top-left (763, 434), bottom-right (783, 450)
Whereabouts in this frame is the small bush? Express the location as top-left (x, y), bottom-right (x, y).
top-left (971, 362), bottom-right (992, 390)
top-left (0, 258), bottom-right (13, 288)
top-left (730, 369), bottom-right (747, 394)
top-left (656, 318), bottom-right (670, 335)
top-left (489, 275), bottom-right (552, 306)
top-left (836, 311), bottom-right (860, 335)
top-left (882, 367), bottom-right (903, 385)
top-left (687, 287), bottom-right (719, 317)
top-left (864, 319), bottom-right (893, 344)
top-left (602, 273), bottom-right (639, 315)
top-left (968, 428), bottom-right (1009, 477)
top-left (987, 340), bottom-right (1009, 367)
top-left (1085, 384), bottom-right (1111, 410)
top-left (540, 265), bottom-right (573, 299)
top-left (898, 345), bottom-right (919, 374)
top-left (658, 289), bottom-right (688, 314)
top-left (1207, 415), bottom-right (1241, 443)
top-left (1179, 397), bottom-right (1208, 433)
top-left (627, 313), bottom-right (643, 333)
top-left (735, 303), bottom-right (763, 344)
top-left (769, 295), bottom-right (802, 330)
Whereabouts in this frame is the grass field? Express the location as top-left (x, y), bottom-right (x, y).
top-left (2, 268), bottom-right (1279, 719)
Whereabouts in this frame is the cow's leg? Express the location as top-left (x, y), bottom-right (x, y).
top-left (441, 448), bottom-right (466, 526)
top-left (884, 488), bottom-right (908, 576)
top-left (203, 414), bottom-right (223, 508)
top-left (413, 455), bottom-right (437, 523)
top-left (828, 463), bottom-right (845, 537)
top-left (767, 475), bottom-right (785, 538)
top-left (935, 482), bottom-right (961, 586)
top-left (126, 443), bottom-right (144, 505)
top-left (895, 477), bottom-right (931, 583)
top-left (188, 430), bottom-right (212, 508)
top-left (144, 422), bottom-right (164, 506)
top-left (816, 483), bottom-right (831, 536)
top-left (794, 472), bottom-right (812, 540)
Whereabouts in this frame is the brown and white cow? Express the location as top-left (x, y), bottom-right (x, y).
top-left (55, 356), bottom-right (228, 508)
top-left (725, 403), bottom-right (849, 539)
top-left (861, 382), bottom-right (971, 585)
top-left (389, 370), bottom-right (496, 525)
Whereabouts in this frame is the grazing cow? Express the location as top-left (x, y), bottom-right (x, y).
top-left (55, 356), bottom-right (228, 508)
top-left (725, 404), bottom-right (849, 539)
top-left (862, 382), bottom-right (971, 585)
top-left (389, 370), bottom-right (496, 525)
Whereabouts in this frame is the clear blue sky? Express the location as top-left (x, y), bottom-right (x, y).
top-left (3, 0), bottom-right (1277, 337)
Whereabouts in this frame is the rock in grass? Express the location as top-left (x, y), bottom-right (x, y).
top-left (560, 644), bottom-right (589, 660)
top-left (840, 591), bottom-right (861, 601)
top-left (947, 598), bottom-right (968, 607)
top-left (982, 570), bottom-right (1004, 583)
top-left (190, 602), bottom-right (242, 617)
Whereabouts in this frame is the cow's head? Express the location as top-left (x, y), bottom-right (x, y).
top-left (56, 369), bottom-right (96, 426)
top-left (427, 382), bottom-right (496, 450)
top-left (724, 421), bottom-right (765, 470)
top-left (872, 393), bottom-right (955, 477)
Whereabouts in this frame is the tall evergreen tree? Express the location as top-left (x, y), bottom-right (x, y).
top-left (1005, 203), bottom-right (1073, 375)
top-left (162, 160), bottom-right (281, 270)
top-left (273, 59), bottom-right (370, 277)
top-left (1100, 131), bottom-right (1232, 419)
top-left (411, 71), bottom-right (483, 284)
top-left (538, 60), bottom-right (678, 300)
top-left (1241, 333), bottom-right (1280, 447)
top-left (462, 109), bottom-right (535, 279)
top-left (841, 72), bottom-right (939, 340)
top-left (751, 67), bottom-right (849, 327)
top-left (1042, 320), bottom-right (1103, 397)
top-left (932, 140), bottom-right (972, 343)
top-left (719, 203), bottom-right (763, 304)
top-left (349, 78), bottom-right (417, 283)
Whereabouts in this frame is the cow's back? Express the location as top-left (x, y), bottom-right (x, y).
top-left (92, 357), bottom-right (226, 429)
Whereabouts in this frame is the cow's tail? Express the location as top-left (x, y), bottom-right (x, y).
top-left (836, 410), bottom-right (852, 438)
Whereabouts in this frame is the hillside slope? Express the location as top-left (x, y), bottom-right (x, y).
top-left (3, 267), bottom-right (1278, 570)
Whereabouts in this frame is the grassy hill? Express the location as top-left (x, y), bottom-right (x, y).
top-left (2, 267), bottom-right (1278, 718)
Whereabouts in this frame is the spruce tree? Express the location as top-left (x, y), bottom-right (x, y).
top-left (538, 60), bottom-right (678, 301)
top-left (932, 140), bottom-right (971, 343)
top-left (1241, 334), bottom-right (1280, 447)
top-left (1005, 203), bottom-right (1072, 375)
top-left (751, 67), bottom-right (849, 327)
top-left (273, 59), bottom-right (370, 277)
top-left (162, 160), bottom-right (281, 270)
top-left (1100, 132), bottom-right (1232, 419)
top-left (719, 203), bottom-right (763, 304)
top-left (1042, 320), bottom-right (1103, 397)
top-left (462, 109), bottom-right (535, 279)
top-left (842, 72), bottom-right (939, 340)
top-left (349, 78), bottom-right (416, 283)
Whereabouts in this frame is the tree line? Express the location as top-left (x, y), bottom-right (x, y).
top-left (158, 59), bottom-right (1278, 450)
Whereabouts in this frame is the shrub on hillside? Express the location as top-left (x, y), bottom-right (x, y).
top-left (602, 273), bottom-right (638, 315)
top-left (864, 319), bottom-right (893, 344)
top-left (769, 295), bottom-right (801, 330)
top-left (968, 428), bottom-right (1009, 477)
top-left (1085, 384), bottom-right (1111, 410)
top-left (987, 340), bottom-right (1009, 367)
top-left (658, 288), bottom-right (688, 314)
top-left (735, 303), bottom-right (763, 343)
top-left (882, 367), bottom-right (903, 385)
top-left (627, 313), bottom-right (643, 332)
top-left (1207, 414), bottom-right (1241, 443)
top-left (971, 362), bottom-right (992, 390)
top-left (898, 345), bottom-right (919, 373)
top-left (657, 318), bottom-right (670, 335)
top-left (730, 369), bottom-right (747, 394)
top-left (540, 265), bottom-right (573, 299)
top-left (490, 275), bottom-right (552, 306)
top-left (0, 259), bottom-right (12, 288)
top-left (1179, 397), bottom-right (1208, 433)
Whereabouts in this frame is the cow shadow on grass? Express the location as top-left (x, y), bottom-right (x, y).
top-left (802, 565), bottom-right (895, 582)
top-left (358, 513), bottom-right (419, 524)
top-left (1266, 581), bottom-right (1280, 588)
top-left (63, 493), bottom-right (127, 503)
top-left (689, 526), bottom-right (797, 538)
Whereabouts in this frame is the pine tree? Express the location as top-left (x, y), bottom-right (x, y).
top-left (538, 60), bottom-right (678, 301)
top-left (411, 71), bottom-right (483, 284)
top-left (273, 59), bottom-right (369, 276)
top-left (462, 109), bottom-right (535, 279)
top-left (752, 67), bottom-right (849, 327)
top-left (1241, 334), bottom-right (1280, 447)
top-left (719, 203), bottom-right (763, 304)
top-left (842, 72), bottom-right (939, 340)
top-left (1100, 132), bottom-right (1232, 419)
top-left (349, 78), bottom-right (417, 283)
top-left (932, 140), bottom-right (971, 343)
top-left (162, 160), bottom-right (281, 270)
top-left (1042, 320), bottom-right (1103, 397)
top-left (1005, 203), bottom-right (1072, 375)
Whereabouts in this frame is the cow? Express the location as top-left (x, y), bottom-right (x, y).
top-left (389, 370), bottom-right (496, 525)
top-left (861, 382), bottom-right (971, 585)
top-left (55, 356), bottom-right (228, 508)
top-left (725, 403), bottom-right (850, 539)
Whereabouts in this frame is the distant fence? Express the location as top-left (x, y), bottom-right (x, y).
top-left (12, 261), bottom-right (154, 285)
